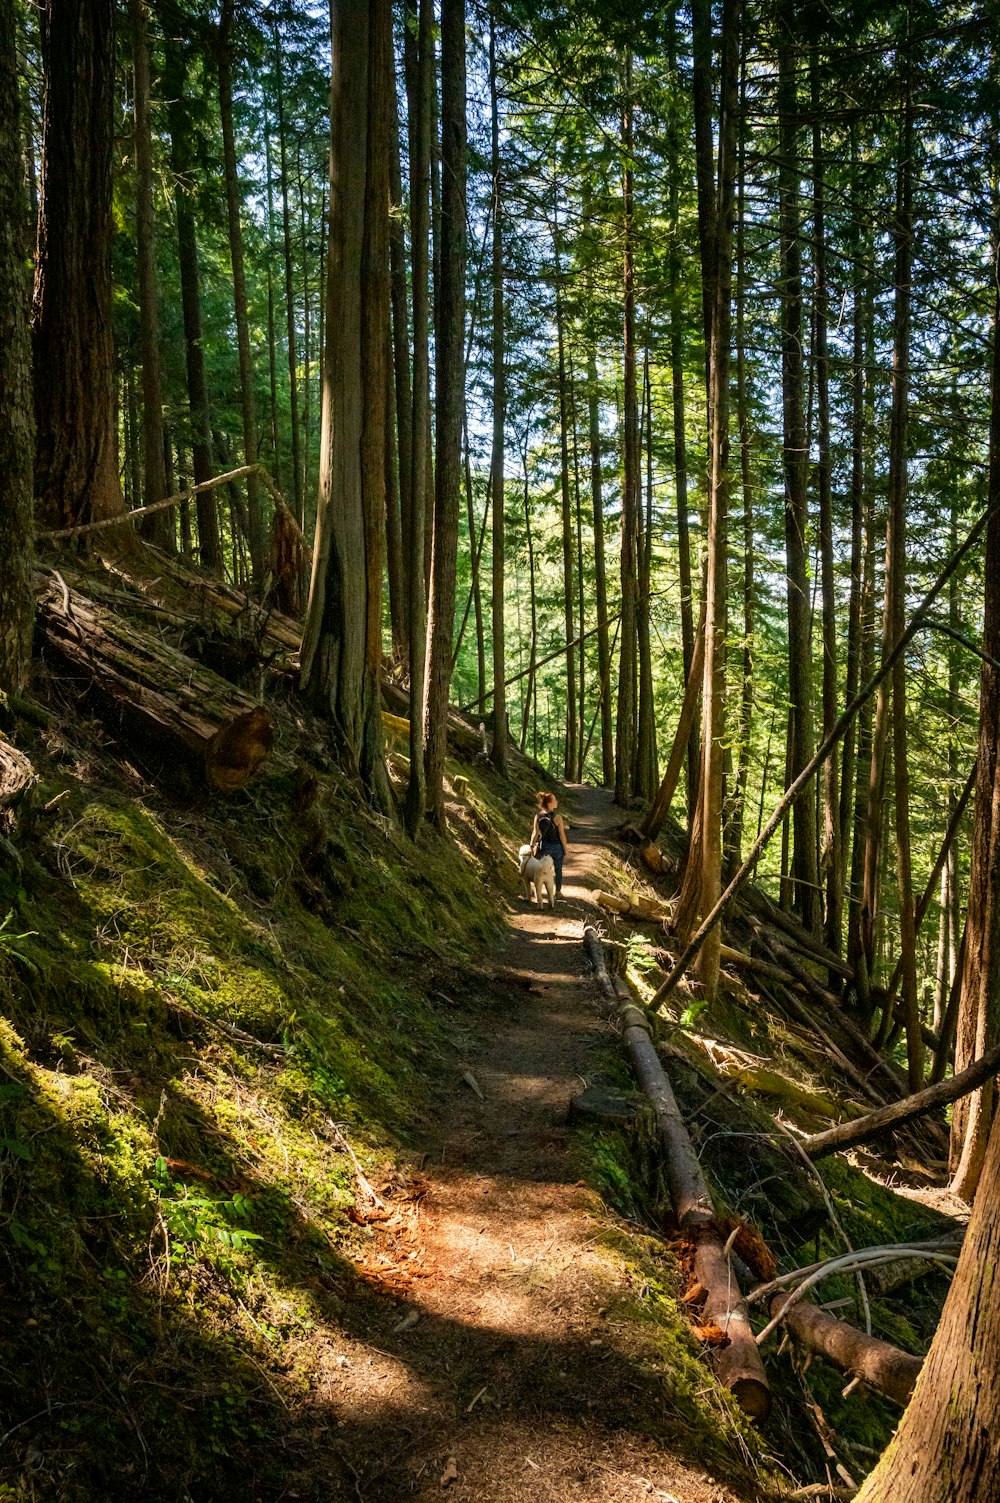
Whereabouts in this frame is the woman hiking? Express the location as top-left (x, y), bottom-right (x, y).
top-left (531, 792), bottom-right (569, 897)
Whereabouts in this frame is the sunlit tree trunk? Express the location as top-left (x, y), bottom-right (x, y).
top-left (489, 10), bottom-right (508, 773)
top-left (218, 0), bottom-right (265, 583)
top-left (777, 6), bottom-right (819, 932)
top-left (423, 0), bottom-right (466, 828)
top-left (273, 24), bottom-right (304, 531)
top-left (553, 213), bottom-right (578, 783)
top-left (950, 279), bottom-right (1000, 1199)
top-left (812, 57), bottom-right (839, 953)
top-left (402, 0), bottom-right (432, 836)
top-left (300, 0), bottom-right (390, 809)
top-left (615, 57), bottom-right (639, 806)
top-left (674, 0), bottom-right (740, 1001)
top-left (588, 343), bottom-right (614, 787)
top-left (635, 346), bottom-right (658, 801)
top-left (129, 0), bottom-right (171, 553)
top-left (166, 42), bottom-right (222, 573)
top-left (854, 1108), bottom-right (1000, 1500)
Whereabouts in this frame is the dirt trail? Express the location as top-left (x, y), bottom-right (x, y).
top-left (322, 786), bottom-right (749, 1502)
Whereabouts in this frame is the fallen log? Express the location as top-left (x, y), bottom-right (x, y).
top-left (37, 574), bottom-right (273, 792)
top-left (769, 1293), bottom-right (922, 1406)
top-left (800, 1039), bottom-right (1000, 1160)
top-left (595, 889), bottom-right (671, 922)
top-left (582, 925), bottom-right (770, 1421)
top-left (0, 737), bottom-right (35, 816)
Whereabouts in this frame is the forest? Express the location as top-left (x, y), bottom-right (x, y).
top-left (1, 0), bottom-right (1000, 1498)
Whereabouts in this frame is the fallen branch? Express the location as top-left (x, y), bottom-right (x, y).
top-left (769, 1293), bottom-right (923, 1406)
top-left (799, 1040), bottom-right (1000, 1160)
top-left (650, 498), bottom-right (1000, 1007)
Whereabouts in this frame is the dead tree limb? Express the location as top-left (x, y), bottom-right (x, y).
top-left (800, 1040), bottom-right (1000, 1160)
top-left (651, 498), bottom-right (1000, 1008)
top-left (769, 1293), bottom-right (922, 1406)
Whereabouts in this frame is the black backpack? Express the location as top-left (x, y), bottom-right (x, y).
top-left (537, 812), bottom-right (557, 844)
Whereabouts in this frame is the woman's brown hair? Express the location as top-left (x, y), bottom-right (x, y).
top-left (535, 791), bottom-right (557, 810)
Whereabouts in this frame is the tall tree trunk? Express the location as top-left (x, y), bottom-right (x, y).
top-left (0, 0), bottom-right (34, 692)
top-left (385, 323), bottom-right (406, 661)
top-left (667, 11), bottom-right (698, 823)
top-left (615, 56), bottom-right (639, 806)
top-left (777, 5), bottom-right (820, 933)
top-left (388, 50), bottom-right (411, 659)
top-left (299, 0), bottom-right (390, 810)
top-left (854, 1106), bottom-right (1000, 1500)
top-left (273, 26), bottom-right (303, 529)
top-left (218, 0), bottom-right (265, 584)
top-left (867, 81), bottom-right (921, 1088)
top-left (812, 57), bottom-right (839, 953)
top-left (635, 346), bottom-right (658, 800)
top-left (402, 0), bottom-right (433, 837)
top-left (553, 212), bottom-right (578, 783)
top-left (462, 425), bottom-right (486, 709)
top-left (588, 343), bottom-right (615, 787)
top-left (840, 125), bottom-right (867, 949)
top-left (673, 0), bottom-right (740, 1002)
top-left (33, 0), bottom-right (124, 531)
top-left (520, 437), bottom-right (538, 755)
top-left (129, 0), bottom-right (170, 553)
top-left (727, 48), bottom-right (753, 873)
top-left (949, 286), bottom-right (1000, 1198)
top-left (166, 43), bottom-right (222, 574)
top-left (423, 0), bottom-right (466, 829)
top-left (263, 105), bottom-right (282, 488)
top-left (489, 9), bottom-right (507, 773)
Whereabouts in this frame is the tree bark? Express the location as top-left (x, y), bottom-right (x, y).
top-left (615, 56), bottom-right (639, 806)
top-left (854, 1105), bottom-right (1000, 1500)
top-left (949, 279), bottom-right (1000, 1197)
top-left (218, 0), bottom-right (265, 584)
top-left (299, 0), bottom-right (390, 809)
top-left (129, 0), bottom-right (171, 555)
top-left (777, 5), bottom-right (820, 934)
top-left (0, 0), bottom-right (34, 693)
top-left (553, 212), bottom-right (578, 784)
top-left (635, 347), bottom-right (658, 801)
top-left (402, 0), bottom-right (433, 836)
top-left (33, 0), bottom-right (125, 532)
top-left (273, 24), bottom-right (304, 531)
top-left (673, 0), bottom-right (739, 1001)
top-left (489, 10), bottom-right (507, 773)
top-left (423, 0), bottom-right (466, 828)
top-left (165, 41), bottom-right (222, 574)
top-left (588, 343), bottom-right (615, 788)
top-left (388, 46), bottom-right (412, 660)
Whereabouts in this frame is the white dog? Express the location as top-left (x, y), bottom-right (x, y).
top-left (519, 844), bottom-right (557, 910)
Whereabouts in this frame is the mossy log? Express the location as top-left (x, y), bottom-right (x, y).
top-left (769, 1292), bottom-right (922, 1406)
top-left (582, 925), bottom-right (771, 1420)
top-left (37, 574), bottom-right (273, 791)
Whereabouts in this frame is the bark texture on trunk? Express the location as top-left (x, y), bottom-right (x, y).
top-left (855, 1105), bottom-right (1000, 1501)
top-left (423, 0), bottom-right (466, 828)
top-left (299, 0), bottom-right (390, 807)
top-left (0, 0), bottom-right (34, 693)
top-left (33, 0), bottom-right (124, 531)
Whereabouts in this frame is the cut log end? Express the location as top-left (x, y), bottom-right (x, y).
top-left (206, 707), bottom-right (274, 792)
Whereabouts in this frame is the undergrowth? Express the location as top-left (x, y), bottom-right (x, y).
top-left (0, 693), bottom-right (534, 1502)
